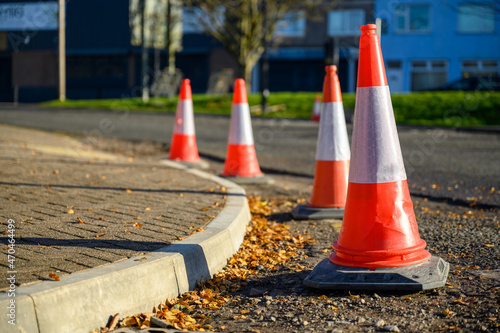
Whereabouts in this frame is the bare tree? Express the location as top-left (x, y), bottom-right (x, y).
top-left (185, 0), bottom-right (335, 89)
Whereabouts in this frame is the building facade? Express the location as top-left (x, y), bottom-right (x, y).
top-left (0, 0), bottom-right (376, 102)
top-left (375, 0), bottom-right (500, 92)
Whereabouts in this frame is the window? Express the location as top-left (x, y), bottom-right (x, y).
top-left (327, 9), bottom-right (365, 36)
top-left (461, 60), bottom-right (499, 77)
top-left (458, 4), bottom-right (494, 33)
top-left (183, 7), bottom-right (205, 34)
top-left (410, 60), bottom-right (448, 91)
top-left (275, 11), bottom-right (306, 37)
top-left (387, 61), bottom-right (402, 69)
top-left (395, 5), bottom-right (431, 33)
top-left (182, 6), bottom-right (225, 34)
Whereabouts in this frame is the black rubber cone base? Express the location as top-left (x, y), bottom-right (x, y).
top-left (221, 174), bottom-right (274, 185)
top-left (304, 256), bottom-right (449, 291)
top-left (291, 204), bottom-right (344, 220)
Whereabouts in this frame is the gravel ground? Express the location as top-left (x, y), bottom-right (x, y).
top-left (89, 137), bottom-right (499, 333)
top-left (197, 184), bottom-right (499, 333)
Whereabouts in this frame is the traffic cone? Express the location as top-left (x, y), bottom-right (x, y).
top-left (168, 79), bottom-right (208, 168)
top-left (292, 65), bottom-right (350, 220)
top-left (221, 79), bottom-right (273, 184)
top-left (311, 94), bottom-right (321, 122)
top-left (304, 24), bottom-right (449, 291)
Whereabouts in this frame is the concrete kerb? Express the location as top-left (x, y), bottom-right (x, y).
top-left (0, 161), bottom-right (251, 333)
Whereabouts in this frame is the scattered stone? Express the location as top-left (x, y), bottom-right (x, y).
top-left (356, 317), bottom-right (366, 324)
top-left (373, 293), bottom-right (381, 299)
top-left (374, 319), bottom-right (386, 328)
top-left (302, 321), bottom-right (309, 326)
top-left (383, 325), bottom-right (400, 332)
top-left (336, 321), bottom-right (352, 325)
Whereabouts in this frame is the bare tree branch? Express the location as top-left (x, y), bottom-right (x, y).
top-left (185, 0), bottom-right (339, 88)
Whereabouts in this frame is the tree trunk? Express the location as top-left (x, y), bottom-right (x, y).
top-left (240, 60), bottom-right (256, 93)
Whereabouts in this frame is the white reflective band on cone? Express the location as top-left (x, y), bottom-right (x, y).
top-left (313, 100), bottom-right (321, 116)
top-left (349, 86), bottom-right (407, 184)
top-left (316, 102), bottom-right (350, 161)
top-left (174, 99), bottom-right (195, 135)
top-left (228, 103), bottom-right (254, 145)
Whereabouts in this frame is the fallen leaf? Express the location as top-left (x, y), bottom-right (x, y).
top-left (349, 291), bottom-right (359, 299)
top-left (145, 207), bottom-right (151, 211)
top-left (126, 189), bottom-right (132, 193)
top-left (135, 257), bottom-right (147, 262)
top-left (442, 309), bottom-right (454, 316)
top-left (94, 233), bottom-right (106, 238)
top-left (133, 223), bottom-right (143, 228)
top-left (484, 244), bottom-right (494, 247)
top-left (107, 313), bottom-right (119, 330)
top-left (67, 209), bottom-right (74, 214)
top-left (77, 217), bottom-right (85, 224)
top-left (49, 273), bottom-right (60, 281)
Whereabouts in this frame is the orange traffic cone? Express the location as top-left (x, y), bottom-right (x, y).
top-left (304, 24), bottom-right (449, 290)
top-left (168, 79), bottom-right (208, 168)
top-left (221, 79), bottom-right (273, 184)
top-left (292, 65), bottom-right (350, 219)
top-left (311, 94), bottom-right (321, 122)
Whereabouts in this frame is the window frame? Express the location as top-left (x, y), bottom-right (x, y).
top-left (409, 59), bottom-right (449, 91)
top-left (457, 3), bottom-right (495, 34)
top-left (461, 59), bottom-right (499, 75)
top-left (327, 9), bottom-right (365, 37)
top-left (394, 4), bottom-right (432, 34)
top-left (274, 10), bottom-right (306, 37)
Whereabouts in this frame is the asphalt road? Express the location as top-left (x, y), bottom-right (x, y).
top-left (0, 105), bottom-right (499, 208)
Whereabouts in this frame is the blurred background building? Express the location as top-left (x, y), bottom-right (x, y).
top-left (0, 0), bottom-right (498, 102)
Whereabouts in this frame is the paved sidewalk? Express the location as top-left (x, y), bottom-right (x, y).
top-left (0, 124), bottom-right (225, 289)
top-left (0, 125), bottom-right (251, 333)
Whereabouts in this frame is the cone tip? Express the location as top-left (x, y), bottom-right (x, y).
top-left (361, 24), bottom-right (377, 34)
top-left (357, 24), bottom-right (388, 87)
top-left (179, 78), bottom-right (192, 100)
top-left (325, 65), bottom-right (337, 73)
top-left (233, 78), bottom-right (248, 104)
top-left (323, 65), bottom-right (342, 103)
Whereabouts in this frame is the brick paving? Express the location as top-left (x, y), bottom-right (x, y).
top-left (0, 125), bottom-right (226, 289)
